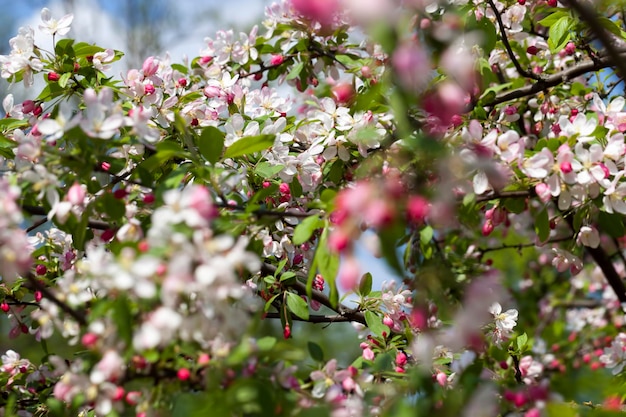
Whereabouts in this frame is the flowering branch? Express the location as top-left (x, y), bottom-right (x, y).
top-left (21, 205), bottom-right (110, 230)
top-left (261, 263), bottom-right (366, 325)
top-left (487, 0), bottom-right (541, 81)
top-left (24, 273), bottom-right (87, 326)
top-left (562, 0), bottom-right (626, 80)
top-left (479, 235), bottom-right (574, 257)
top-left (482, 52), bottom-right (626, 107)
top-left (264, 312), bottom-right (355, 323)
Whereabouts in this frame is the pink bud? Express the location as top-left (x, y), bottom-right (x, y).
top-left (331, 83), bottom-right (355, 105)
top-left (198, 353), bottom-right (211, 366)
top-left (564, 41), bottom-right (576, 56)
top-left (47, 72), bottom-right (60, 82)
top-left (526, 45), bottom-right (538, 55)
top-left (81, 333), bottom-right (98, 348)
top-left (383, 316), bottom-right (394, 327)
top-left (270, 54), bottom-right (285, 66)
top-left (435, 371), bottom-right (447, 387)
top-left (125, 391), bottom-right (141, 405)
top-left (67, 182), bottom-right (86, 206)
top-left (0, 303), bottom-right (9, 313)
top-left (482, 220), bottom-right (494, 236)
top-left (283, 324), bottom-right (291, 339)
top-left (34, 291), bottom-right (42, 302)
top-left (142, 57), bottom-right (159, 77)
top-left (112, 386), bottom-right (125, 401)
top-left (560, 161), bottom-right (572, 173)
top-left (363, 347), bottom-right (375, 361)
top-left (204, 86), bottom-right (222, 98)
top-left (177, 368), bottom-right (191, 381)
top-left (396, 352), bottom-right (408, 366)
top-left (513, 392), bottom-right (527, 408)
top-left (328, 230), bottom-right (350, 252)
top-left (279, 183), bottom-right (291, 195)
top-left (22, 100), bottom-right (36, 113)
top-left (144, 84), bottom-right (155, 95)
top-left (407, 196), bottom-right (429, 224)
top-left (35, 264), bottom-right (47, 276)
top-left (535, 183), bottom-right (551, 203)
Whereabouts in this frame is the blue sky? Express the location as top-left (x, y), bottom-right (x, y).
top-left (0, 0), bottom-right (271, 64)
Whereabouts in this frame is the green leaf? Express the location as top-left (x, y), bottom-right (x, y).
top-left (598, 211), bottom-right (625, 238)
top-left (548, 16), bottom-right (572, 52)
top-left (0, 118), bottom-right (29, 131)
top-left (358, 272), bottom-right (372, 297)
top-left (74, 42), bottom-right (105, 58)
top-left (538, 10), bottom-right (569, 27)
top-left (0, 135), bottom-right (16, 148)
top-left (223, 134), bottom-right (275, 158)
top-left (264, 294), bottom-right (280, 312)
top-left (286, 61), bottom-right (304, 80)
top-left (197, 126), bottom-right (224, 164)
top-left (286, 292), bottom-right (309, 320)
top-left (292, 215), bottom-right (322, 245)
top-left (55, 38), bottom-right (75, 57)
top-left (254, 161), bottom-right (284, 178)
top-left (503, 198), bottom-right (525, 214)
top-left (365, 311), bottom-right (390, 339)
top-left (308, 341), bottom-right (324, 362)
top-left (420, 226), bottom-right (433, 245)
top-left (257, 336), bottom-right (277, 351)
top-left (516, 332), bottom-right (528, 352)
top-left (280, 271), bottom-right (296, 282)
top-left (534, 207), bottom-right (550, 243)
top-left (58, 72), bottom-right (72, 88)
top-left (112, 296), bottom-right (133, 346)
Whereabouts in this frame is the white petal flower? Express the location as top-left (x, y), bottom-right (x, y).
top-left (39, 8), bottom-right (74, 36)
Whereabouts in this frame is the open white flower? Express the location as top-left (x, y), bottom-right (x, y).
top-left (489, 302), bottom-right (518, 334)
top-left (39, 8), bottom-right (74, 36)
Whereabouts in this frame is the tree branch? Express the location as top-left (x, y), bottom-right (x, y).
top-left (563, 214), bottom-right (626, 304)
top-left (474, 189), bottom-right (533, 203)
top-left (479, 234), bottom-right (573, 256)
top-left (482, 52), bottom-right (626, 108)
top-left (264, 312), bottom-right (355, 323)
top-left (21, 205), bottom-right (111, 231)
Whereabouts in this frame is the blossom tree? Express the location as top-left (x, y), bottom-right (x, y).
top-left (3, 0), bottom-right (626, 416)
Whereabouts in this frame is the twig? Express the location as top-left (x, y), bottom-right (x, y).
top-left (26, 217), bottom-right (49, 233)
top-left (479, 235), bottom-right (574, 256)
top-left (474, 189), bottom-right (533, 203)
top-left (218, 202), bottom-right (318, 219)
top-left (264, 312), bottom-right (355, 323)
top-left (21, 205), bottom-right (111, 231)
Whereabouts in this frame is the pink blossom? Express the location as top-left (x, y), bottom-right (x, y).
top-left (291, 0), bottom-right (339, 25)
top-left (392, 41), bottom-right (431, 93)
